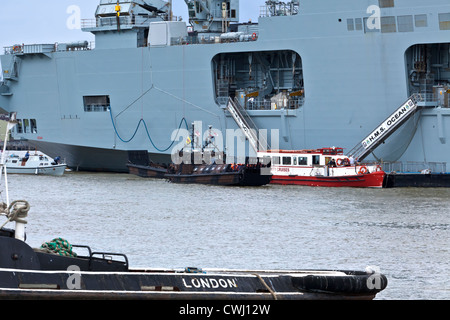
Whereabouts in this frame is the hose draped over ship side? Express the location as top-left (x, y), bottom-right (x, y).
top-left (108, 107), bottom-right (189, 152)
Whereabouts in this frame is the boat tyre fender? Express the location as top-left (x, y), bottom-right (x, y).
top-left (358, 166), bottom-right (368, 175)
top-left (292, 272), bottom-right (388, 295)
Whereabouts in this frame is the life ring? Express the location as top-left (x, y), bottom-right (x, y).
top-left (358, 166), bottom-right (368, 175)
top-left (13, 46), bottom-right (21, 53)
top-left (336, 159), bottom-right (343, 166)
top-left (376, 165), bottom-right (383, 172)
top-left (252, 33), bottom-right (257, 41)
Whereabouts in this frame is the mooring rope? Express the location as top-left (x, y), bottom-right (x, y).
top-left (40, 237), bottom-right (77, 257)
top-left (253, 273), bottom-right (278, 300)
top-left (0, 200), bottom-right (30, 228)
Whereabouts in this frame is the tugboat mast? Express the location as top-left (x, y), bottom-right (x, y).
top-left (0, 112), bottom-right (17, 207)
top-left (0, 112), bottom-right (30, 241)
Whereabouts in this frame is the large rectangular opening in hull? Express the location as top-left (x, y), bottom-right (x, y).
top-left (212, 50), bottom-right (304, 110)
top-left (406, 43), bottom-right (450, 108)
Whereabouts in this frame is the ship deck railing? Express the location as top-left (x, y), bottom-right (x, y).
top-left (247, 98), bottom-right (304, 110)
top-left (81, 15), bottom-right (154, 30)
top-left (218, 96), bottom-right (304, 110)
top-left (413, 91), bottom-right (450, 108)
top-left (4, 42), bottom-right (94, 55)
top-left (382, 161), bottom-right (447, 173)
top-left (259, 2), bottom-right (300, 18)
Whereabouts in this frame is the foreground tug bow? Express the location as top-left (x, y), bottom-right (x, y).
top-left (0, 116), bottom-right (387, 300)
top-left (0, 230), bottom-right (388, 300)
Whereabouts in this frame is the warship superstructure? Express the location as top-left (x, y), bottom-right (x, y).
top-left (1, 0), bottom-right (450, 171)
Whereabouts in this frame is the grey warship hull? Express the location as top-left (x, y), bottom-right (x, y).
top-left (1, 0), bottom-right (450, 172)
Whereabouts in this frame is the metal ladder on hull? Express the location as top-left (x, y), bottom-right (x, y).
top-left (347, 93), bottom-right (423, 161)
top-left (226, 97), bottom-right (268, 153)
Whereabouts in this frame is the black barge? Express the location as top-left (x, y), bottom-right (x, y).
top-left (127, 151), bottom-right (272, 186)
top-left (165, 162), bottom-right (271, 186)
top-left (384, 172), bottom-right (450, 188)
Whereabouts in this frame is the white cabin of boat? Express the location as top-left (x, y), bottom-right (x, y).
top-left (3, 151), bottom-right (66, 176)
top-left (258, 147), bottom-right (382, 177)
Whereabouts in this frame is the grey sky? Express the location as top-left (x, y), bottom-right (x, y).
top-left (0, 0), bottom-right (267, 53)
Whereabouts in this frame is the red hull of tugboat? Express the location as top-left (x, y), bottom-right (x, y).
top-left (271, 171), bottom-right (386, 188)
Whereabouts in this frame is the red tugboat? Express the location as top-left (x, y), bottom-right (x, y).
top-left (258, 147), bottom-right (385, 188)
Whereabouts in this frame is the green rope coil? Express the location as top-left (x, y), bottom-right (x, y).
top-left (40, 238), bottom-right (77, 257)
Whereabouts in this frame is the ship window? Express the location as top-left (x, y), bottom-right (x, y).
top-left (381, 16), bottom-right (396, 33)
top-left (415, 14), bottom-right (428, 28)
top-left (282, 157), bottom-right (291, 165)
top-left (83, 95), bottom-right (110, 112)
top-left (272, 156), bottom-right (280, 165)
top-left (298, 157), bottom-right (307, 165)
top-left (355, 18), bottom-right (363, 31)
top-left (363, 17), bottom-right (380, 33)
top-left (347, 19), bottom-right (354, 31)
top-left (16, 120), bottom-right (23, 134)
top-left (397, 15), bottom-right (414, 33)
top-left (312, 155), bottom-right (320, 165)
top-left (378, 0), bottom-right (394, 8)
top-left (22, 119), bottom-right (29, 133)
top-left (30, 119), bottom-right (37, 133)
top-left (439, 13), bottom-right (450, 30)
